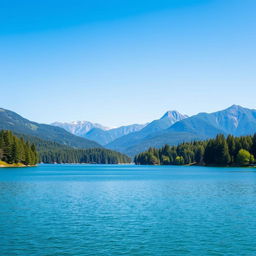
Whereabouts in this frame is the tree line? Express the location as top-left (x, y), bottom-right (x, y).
top-left (0, 130), bottom-right (38, 165)
top-left (39, 148), bottom-right (131, 164)
top-left (16, 132), bottom-right (131, 164)
top-left (134, 134), bottom-right (256, 166)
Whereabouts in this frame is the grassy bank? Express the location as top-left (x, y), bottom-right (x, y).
top-left (0, 161), bottom-right (35, 168)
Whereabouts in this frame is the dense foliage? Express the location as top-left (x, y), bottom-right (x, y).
top-left (40, 148), bottom-right (131, 164)
top-left (0, 130), bottom-right (38, 165)
top-left (16, 133), bottom-right (131, 164)
top-left (134, 134), bottom-right (256, 166)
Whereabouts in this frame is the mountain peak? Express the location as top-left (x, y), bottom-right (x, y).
top-left (223, 105), bottom-right (254, 115)
top-left (227, 104), bottom-right (244, 111)
top-left (161, 110), bottom-right (188, 120)
top-left (51, 121), bottom-right (109, 137)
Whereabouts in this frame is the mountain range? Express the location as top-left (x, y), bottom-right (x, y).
top-left (51, 121), bottom-right (109, 137)
top-left (1, 105), bottom-right (256, 158)
top-left (0, 108), bottom-right (101, 149)
top-left (107, 105), bottom-right (256, 156)
top-left (52, 110), bottom-right (187, 146)
top-left (51, 105), bottom-right (256, 156)
top-left (52, 121), bottom-right (147, 145)
top-left (106, 110), bottom-right (189, 155)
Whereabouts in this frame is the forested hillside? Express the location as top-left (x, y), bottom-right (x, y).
top-left (135, 134), bottom-right (256, 167)
top-left (0, 108), bottom-right (101, 149)
top-left (109, 105), bottom-right (256, 156)
top-left (40, 148), bottom-right (131, 164)
top-left (0, 130), bottom-right (38, 166)
top-left (16, 133), bottom-right (131, 164)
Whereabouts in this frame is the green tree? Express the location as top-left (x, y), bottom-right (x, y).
top-left (227, 135), bottom-right (236, 162)
top-left (195, 145), bottom-right (204, 163)
top-left (10, 139), bottom-right (19, 163)
top-left (0, 148), bottom-right (3, 160)
top-left (0, 130), bottom-right (39, 165)
top-left (161, 155), bottom-right (170, 165)
top-left (174, 156), bottom-right (185, 165)
top-left (204, 135), bottom-right (231, 166)
top-left (251, 134), bottom-right (256, 158)
top-left (236, 149), bottom-right (254, 166)
top-left (147, 152), bottom-right (160, 165)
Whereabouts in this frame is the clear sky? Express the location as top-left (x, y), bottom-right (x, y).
top-left (0, 0), bottom-right (255, 127)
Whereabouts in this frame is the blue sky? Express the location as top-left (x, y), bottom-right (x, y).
top-left (0, 0), bottom-right (255, 127)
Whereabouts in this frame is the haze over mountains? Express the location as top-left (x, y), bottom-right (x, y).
top-left (52, 121), bottom-right (147, 145)
top-left (51, 110), bottom-right (187, 146)
top-left (52, 121), bottom-right (109, 137)
top-left (84, 124), bottom-right (147, 145)
top-left (1, 105), bottom-right (256, 158)
top-left (107, 105), bottom-right (256, 156)
top-left (52, 105), bottom-right (256, 156)
top-left (106, 111), bottom-right (189, 155)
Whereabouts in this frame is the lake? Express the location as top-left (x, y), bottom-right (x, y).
top-left (0, 164), bottom-right (256, 256)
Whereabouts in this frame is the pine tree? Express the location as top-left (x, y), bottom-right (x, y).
top-left (10, 139), bottom-right (19, 163)
top-left (227, 135), bottom-right (236, 162)
top-left (251, 134), bottom-right (256, 158)
top-left (214, 134), bottom-right (231, 165)
top-left (0, 130), bottom-right (39, 166)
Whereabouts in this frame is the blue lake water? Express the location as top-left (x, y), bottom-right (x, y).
top-left (1, 164), bottom-right (256, 256)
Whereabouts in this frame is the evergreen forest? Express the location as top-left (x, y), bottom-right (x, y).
top-left (0, 130), bottom-right (38, 165)
top-left (134, 134), bottom-right (256, 167)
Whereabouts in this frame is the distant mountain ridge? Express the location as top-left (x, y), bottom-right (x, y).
top-left (167, 105), bottom-right (256, 137)
top-left (85, 123), bottom-right (147, 145)
top-left (52, 121), bottom-right (109, 137)
top-left (52, 120), bottom-right (147, 145)
top-left (140, 110), bottom-right (189, 134)
top-left (0, 108), bottom-right (101, 149)
top-left (53, 110), bottom-right (187, 146)
top-left (106, 110), bottom-right (189, 154)
top-left (108, 105), bottom-right (256, 156)
top-left (3, 105), bottom-right (256, 158)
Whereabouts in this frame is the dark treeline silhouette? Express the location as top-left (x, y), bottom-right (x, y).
top-left (0, 130), bottom-right (38, 165)
top-left (16, 132), bottom-right (131, 164)
top-left (40, 148), bottom-right (131, 164)
top-left (134, 134), bottom-right (256, 166)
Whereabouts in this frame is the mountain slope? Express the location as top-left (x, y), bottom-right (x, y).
top-left (0, 108), bottom-right (101, 149)
top-left (123, 105), bottom-right (256, 156)
top-left (107, 110), bottom-right (188, 153)
top-left (14, 132), bottom-right (131, 164)
top-left (51, 121), bottom-right (109, 137)
top-left (53, 120), bottom-right (146, 145)
top-left (168, 105), bottom-right (256, 136)
top-left (140, 111), bottom-right (189, 134)
top-left (85, 123), bottom-right (147, 145)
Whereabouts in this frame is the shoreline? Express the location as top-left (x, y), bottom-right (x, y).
top-left (0, 161), bottom-right (36, 168)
